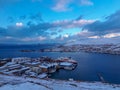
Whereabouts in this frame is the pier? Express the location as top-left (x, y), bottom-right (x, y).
top-left (97, 73), bottom-right (106, 83)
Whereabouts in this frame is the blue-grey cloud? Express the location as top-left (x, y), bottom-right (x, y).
top-left (50, 32), bottom-right (58, 35)
top-left (7, 16), bottom-right (14, 23)
top-left (76, 15), bottom-right (83, 21)
top-left (0, 24), bottom-right (50, 38)
top-left (83, 10), bottom-right (120, 35)
top-left (52, 0), bottom-right (93, 12)
top-left (19, 15), bottom-right (27, 20)
top-left (2, 10), bottom-right (120, 44)
top-left (0, 14), bottom-right (94, 42)
top-left (79, 0), bottom-right (93, 6)
top-left (0, 27), bottom-right (7, 36)
top-left (29, 12), bottom-right (43, 22)
top-left (26, 15), bottom-right (94, 30)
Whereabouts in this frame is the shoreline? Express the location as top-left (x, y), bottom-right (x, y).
top-left (0, 74), bottom-right (120, 90)
top-left (19, 44), bottom-right (120, 55)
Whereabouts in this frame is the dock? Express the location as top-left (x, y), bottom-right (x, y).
top-left (97, 73), bottom-right (106, 83)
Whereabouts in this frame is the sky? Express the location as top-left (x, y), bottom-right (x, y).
top-left (0, 0), bottom-right (120, 44)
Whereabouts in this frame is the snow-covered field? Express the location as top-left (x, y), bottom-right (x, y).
top-left (0, 74), bottom-right (120, 90)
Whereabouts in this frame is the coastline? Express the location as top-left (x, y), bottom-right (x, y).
top-left (0, 74), bottom-right (120, 90)
top-left (19, 44), bottom-right (120, 55)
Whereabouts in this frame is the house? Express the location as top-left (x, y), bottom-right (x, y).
top-left (0, 58), bottom-right (11, 66)
top-left (39, 65), bottom-right (48, 72)
top-left (24, 62), bottom-right (41, 67)
top-left (39, 63), bottom-right (58, 73)
top-left (12, 57), bottom-right (31, 64)
top-left (31, 67), bottom-right (42, 74)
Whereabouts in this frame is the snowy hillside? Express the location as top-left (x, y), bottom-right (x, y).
top-left (0, 75), bottom-right (120, 90)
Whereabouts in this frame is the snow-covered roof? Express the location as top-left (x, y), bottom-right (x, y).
top-left (37, 73), bottom-right (47, 79)
top-left (60, 62), bottom-right (73, 66)
top-left (39, 65), bottom-right (49, 69)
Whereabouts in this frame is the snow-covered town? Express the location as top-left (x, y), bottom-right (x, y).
top-left (0, 57), bottom-right (77, 79)
top-left (42, 44), bottom-right (120, 55)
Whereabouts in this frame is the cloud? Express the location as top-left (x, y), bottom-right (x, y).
top-left (19, 15), bottom-right (26, 20)
top-left (83, 10), bottom-right (120, 35)
top-left (103, 33), bottom-right (120, 38)
top-left (0, 23), bottom-right (50, 38)
top-left (50, 32), bottom-right (57, 35)
top-left (0, 0), bottom-right (94, 11)
top-left (27, 12), bottom-right (43, 25)
top-left (60, 11), bottom-right (120, 44)
top-left (7, 16), bottom-right (14, 23)
top-left (1, 10), bottom-right (120, 44)
top-left (0, 26), bottom-right (50, 44)
top-left (53, 30), bottom-right (93, 43)
top-left (63, 34), bottom-right (69, 38)
top-left (16, 22), bottom-right (23, 27)
top-left (75, 15), bottom-right (83, 20)
top-left (51, 0), bottom-right (94, 12)
top-left (27, 16), bottom-right (95, 30)
top-left (52, 0), bottom-right (73, 12)
top-left (0, 36), bottom-right (47, 44)
top-left (29, 12), bottom-right (43, 21)
top-left (75, 30), bottom-right (93, 37)
top-left (0, 27), bottom-right (7, 36)
top-left (21, 36), bottom-right (46, 42)
top-left (80, 0), bottom-right (93, 6)
top-left (88, 33), bottom-right (120, 39)
top-left (88, 35), bottom-right (100, 39)
top-left (0, 14), bottom-right (95, 44)
top-left (52, 19), bottom-right (95, 29)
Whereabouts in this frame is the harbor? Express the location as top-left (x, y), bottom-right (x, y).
top-left (0, 57), bottom-right (77, 79)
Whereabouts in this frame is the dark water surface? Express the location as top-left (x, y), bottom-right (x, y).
top-left (0, 45), bottom-right (120, 84)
